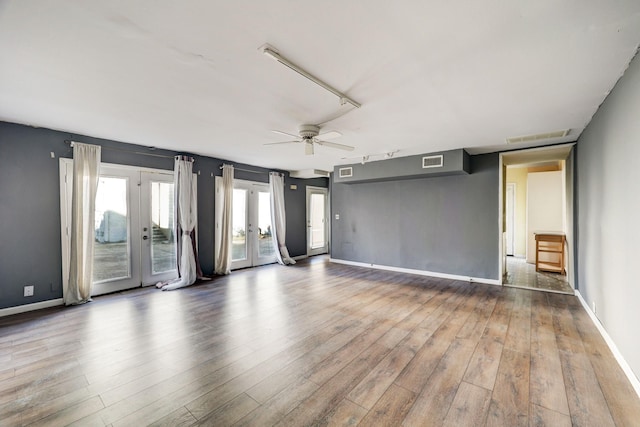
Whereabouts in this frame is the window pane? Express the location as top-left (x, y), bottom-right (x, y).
top-left (151, 181), bottom-right (176, 274)
top-left (310, 193), bottom-right (325, 249)
top-left (258, 191), bottom-right (275, 258)
top-left (232, 189), bottom-right (247, 261)
top-left (93, 177), bottom-right (130, 283)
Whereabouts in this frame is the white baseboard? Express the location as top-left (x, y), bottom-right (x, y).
top-left (0, 298), bottom-right (64, 318)
top-left (329, 258), bottom-right (500, 286)
top-left (575, 290), bottom-right (640, 399)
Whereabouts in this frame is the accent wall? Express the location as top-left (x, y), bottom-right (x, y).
top-left (331, 153), bottom-right (499, 281)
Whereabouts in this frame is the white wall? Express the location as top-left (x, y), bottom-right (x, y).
top-left (577, 52), bottom-right (640, 379)
top-left (526, 171), bottom-right (564, 263)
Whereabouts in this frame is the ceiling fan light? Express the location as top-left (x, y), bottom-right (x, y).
top-left (305, 141), bottom-right (314, 155)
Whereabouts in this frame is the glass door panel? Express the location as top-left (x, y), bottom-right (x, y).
top-left (307, 187), bottom-right (329, 256)
top-left (257, 191), bottom-right (275, 260)
top-left (93, 176), bottom-right (130, 283)
top-left (92, 166), bottom-right (141, 295)
top-left (151, 181), bottom-right (176, 273)
top-left (231, 188), bottom-right (251, 269)
top-left (309, 193), bottom-right (326, 249)
top-left (141, 172), bottom-right (178, 285)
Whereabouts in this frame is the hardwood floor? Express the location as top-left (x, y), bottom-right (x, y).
top-left (1, 257), bottom-right (639, 426)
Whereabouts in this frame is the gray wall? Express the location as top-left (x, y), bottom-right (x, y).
top-left (0, 121), bottom-right (326, 310)
top-left (333, 149), bottom-right (470, 184)
top-left (576, 52), bottom-right (640, 378)
top-left (331, 153), bottom-right (499, 280)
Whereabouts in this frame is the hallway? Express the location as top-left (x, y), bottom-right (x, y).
top-left (504, 256), bottom-right (573, 294)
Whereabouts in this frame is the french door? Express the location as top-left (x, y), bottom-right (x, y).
top-left (229, 180), bottom-right (277, 270)
top-left (306, 186), bottom-right (329, 256)
top-left (60, 160), bottom-right (179, 297)
top-left (140, 171), bottom-right (178, 285)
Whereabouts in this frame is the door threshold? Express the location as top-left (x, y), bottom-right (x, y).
top-left (503, 283), bottom-right (574, 295)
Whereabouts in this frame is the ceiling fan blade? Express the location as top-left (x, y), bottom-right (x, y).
top-left (264, 140), bottom-right (301, 146)
top-left (271, 129), bottom-right (299, 139)
top-left (316, 130), bottom-right (342, 140)
top-left (315, 140), bottom-right (355, 151)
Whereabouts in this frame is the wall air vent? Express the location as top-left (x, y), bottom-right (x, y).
top-left (339, 167), bottom-right (353, 178)
top-left (422, 155), bottom-right (443, 169)
top-left (506, 129), bottom-right (571, 144)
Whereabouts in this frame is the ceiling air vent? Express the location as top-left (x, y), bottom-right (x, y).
top-left (339, 167), bottom-right (353, 178)
top-left (422, 155), bottom-right (443, 169)
top-left (506, 129), bottom-right (571, 144)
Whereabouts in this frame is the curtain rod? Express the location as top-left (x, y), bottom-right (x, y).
top-left (64, 139), bottom-right (176, 159)
top-left (220, 164), bottom-right (285, 176)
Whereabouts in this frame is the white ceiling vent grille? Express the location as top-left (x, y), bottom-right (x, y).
top-left (339, 167), bottom-right (353, 178)
top-left (422, 155), bottom-right (443, 169)
top-left (506, 129), bottom-right (571, 144)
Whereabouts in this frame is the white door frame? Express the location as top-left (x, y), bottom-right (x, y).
top-left (227, 180), bottom-right (251, 270)
top-left (498, 143), bottom-right (575, 288)
top-left (505, 183), bottom-right (516, 256)
top-left (306, 186), bottom-right (329, 256)
top-left (140, 171), bottom-right (179, 285)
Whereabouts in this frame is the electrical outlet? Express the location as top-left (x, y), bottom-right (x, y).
top-left (24, 285), bottom-right (34, 297)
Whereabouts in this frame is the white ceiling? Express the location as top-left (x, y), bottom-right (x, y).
top-left (1, 1), bottom-right (639, 174)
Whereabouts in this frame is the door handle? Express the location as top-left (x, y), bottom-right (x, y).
top-left (142, 235), bottom-right (148, 240)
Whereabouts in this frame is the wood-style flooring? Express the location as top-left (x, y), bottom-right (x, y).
top-left (1, 257), bottom-right (639, 426)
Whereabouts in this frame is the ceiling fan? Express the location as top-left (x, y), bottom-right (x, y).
top-left (264, 124), bottom-right (355, 155)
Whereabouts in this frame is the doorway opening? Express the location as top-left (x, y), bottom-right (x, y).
top-left (499, 144), bottom-right (575, 294)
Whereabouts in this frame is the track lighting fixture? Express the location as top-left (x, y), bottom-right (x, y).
top-left (260, 44), bottom-right (361, 109)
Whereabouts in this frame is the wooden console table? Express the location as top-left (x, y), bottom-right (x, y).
top-left (535, 233), bottom-right (566, 274)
